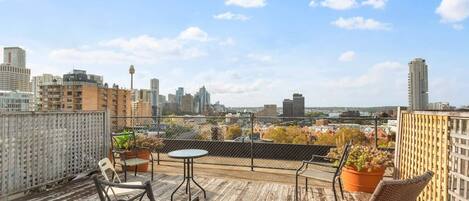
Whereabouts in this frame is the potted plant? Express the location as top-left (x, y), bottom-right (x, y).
top-left (330, 145), bottom-right (393, 193)
top-left (112, 131), bottom-right (164, 172)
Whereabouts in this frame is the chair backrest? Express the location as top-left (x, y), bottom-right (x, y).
top-left (334, 142), bottom-right (352, 177)
top-left (368, 171), bottom-right (434, 201)
top-left (98, 158), bottom-right (121, 183)
top-left (93, 175), bottom-right (156, 201)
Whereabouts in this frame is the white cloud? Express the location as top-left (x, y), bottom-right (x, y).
top-left (313, 0), bottom-right (387, 10)
top-left (247, 53), bottom-right (273, 63)
top-left (50, 27), bottom-right (211, 64)
top-left (208, 79), bottom-right (265, 94)
top-left (332, 17), bottom-right (391, 30)
top-left (324, 61), bottom-right (405, 89)
top-left (361, 0), bottom-right (387, 9)
top-left (436, 0), bottom-right (469, 22)
top-left (190, 70), bottom-right (267, 95)
top-left (49, 49), bottom-right (133, 64)
top-left (225, 0), bottom-right (266, 8)
top-left (321, 0), bottom-right (357, 10)
top-left (214, 12), bottom-right (250, 21)
top-left (178, 27), bottom-right (209, 42)
top-left (452, 24), bottom-right (465, 30)
top-left (338, 51), bottom-right (356, 62)
top-left (219, 37), bottom-right (236, 46)
top-left (309, 0), bottom-right (317, 7)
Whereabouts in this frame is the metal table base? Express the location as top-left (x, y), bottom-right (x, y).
top-left (171, 158), bottom-right (207, 201)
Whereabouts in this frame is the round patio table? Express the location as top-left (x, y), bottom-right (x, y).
top-left (168, 149), bottom-right (208, 201)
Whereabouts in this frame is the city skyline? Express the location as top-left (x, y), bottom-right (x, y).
top-left (0, 0), bottom-right (468, 107)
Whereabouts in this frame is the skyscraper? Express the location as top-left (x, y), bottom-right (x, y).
top-left (0, 47), bottom-right (30, 91)
top-left (282, 99), bottom-right (293, 117)
top-left (194, 86), bottom-right (210, 114)
top-left (292, 93), bottom-right (305, 117)
top-left (150, 79), bottom-right (159, 116)
top-left (175, 87), bottom-right (184, 105)
top-left (408, 58), bottom-right (428, 111)
top-left (282, 93), bottom-right (305, 117)
top-left (3, 47), bottom-right (26, 68)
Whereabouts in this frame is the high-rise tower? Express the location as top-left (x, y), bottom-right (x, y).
top-left (408, 58), bottom-right (428, 111)
top-left (0, 47), bottom-right (30, 91)
top-left (150, 78), bottom-right (159, 116)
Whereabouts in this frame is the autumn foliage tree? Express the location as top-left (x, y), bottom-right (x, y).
top-left (225, 125), bottom-right (242, 140)
top-left (314, 127), bottom-right (369, 147)
top-left (263, 126), bottom-right (308, 144)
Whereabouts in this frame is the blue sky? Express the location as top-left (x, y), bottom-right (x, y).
top-left (0, 0), bottom-right (468, 107)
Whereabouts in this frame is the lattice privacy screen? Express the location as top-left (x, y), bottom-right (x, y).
top-left (0, 112), bottom-right (109, 197)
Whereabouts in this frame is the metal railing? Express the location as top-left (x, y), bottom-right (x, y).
top-left (0, 111), bottom-right (109, 199)
top-left (111, 115), bottom-right (396, 170)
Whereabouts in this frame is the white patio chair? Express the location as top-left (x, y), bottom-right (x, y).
top-left (98, 158), bottom-right (144, 199)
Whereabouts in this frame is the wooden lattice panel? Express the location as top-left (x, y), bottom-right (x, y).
top-left (449, 117), bottom-right (469, 201)
top-left (397, 112), bottom-right (449, 201)
top-left (0, 112), bottom-right (108, 197)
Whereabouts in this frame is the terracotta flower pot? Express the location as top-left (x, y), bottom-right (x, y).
top-left (341, 167), bottom-right (385, 193)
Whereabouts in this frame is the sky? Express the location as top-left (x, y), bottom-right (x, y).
top-left (0, 0), bottom-right (468, 107)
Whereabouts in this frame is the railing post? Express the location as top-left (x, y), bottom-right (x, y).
top-left (157, 116), bottom-right (161, 165)
top-left (374, 117), bottom-right (378, 148)
top-left (250, 113), bottom-right (254, 171)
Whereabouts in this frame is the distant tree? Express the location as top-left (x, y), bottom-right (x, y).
top-left (314, 131), bottom-right (336, 145)
top-left (263, 126), bottom-right (308, 144)
top-left (225, 125), bottom-right (242, 140)
top-left (313, 127), bottom-right (369, 147)
top-left (164, 124), bottom-right (192, 138)
top-left (335, 127), bottom-right (369, 146)
top-left (211, 126), bottom-right (223, 141)
top-left (306, 111), bottom-right (328, 118)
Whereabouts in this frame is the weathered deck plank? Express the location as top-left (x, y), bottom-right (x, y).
top-left (17, 172), bottom-right (370, 201)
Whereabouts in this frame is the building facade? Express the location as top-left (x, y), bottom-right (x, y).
top-left (181, 94), bottom-right (194, 113)
top-left (31, 74), bottom-right (62, 110)
top-left (282, 93), bottom-right (305, 117)
top-left (428, 102), bottom-right (452, 110)
top-left (282, 99), bottom-right (293, 117)
top-left (0, 47), bottom-right (31, 92)
top-left (176, 87), bottom-right (184, 106)
top-left (158, 95), bottom-right (166, 104)
top-left (150, 79), bottom-right (159, 116)
top-left (194, 86), bottom-right (210, 114)
top-left (167, 94), bottom-right (176, 103)
top-left (408, 58), bottom-right (428, 111)
top-left (292, 93), bottom-right (305, 117)
top-left (63, 69), bottom-right (103, 86)
top-left (256, 104), bottom-right (277, 117)
top-left (0, 90), bottom-right (32, 112)
top-left (3, 47), bottom-right (26, 68)
top-left (39, 70), bottom-right (131, 128)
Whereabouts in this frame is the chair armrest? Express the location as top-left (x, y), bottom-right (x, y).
top-left (112, 149), bottom-right (128, 154)
top-left (93, 175), bottom-right (151, 189)
top-left (311, 154), bottom-right (336, 161)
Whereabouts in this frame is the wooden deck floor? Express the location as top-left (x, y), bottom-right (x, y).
top-left (19, 172), bottom-right (371, 201)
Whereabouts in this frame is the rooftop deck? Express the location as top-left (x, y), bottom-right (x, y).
top-left (17, 162), bottom-right (371, 201)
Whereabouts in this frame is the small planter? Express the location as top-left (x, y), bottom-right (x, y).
top-left (341, 167), bottom-right (385, 193)
top-left (123, 149), bottom-right (150, 172)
